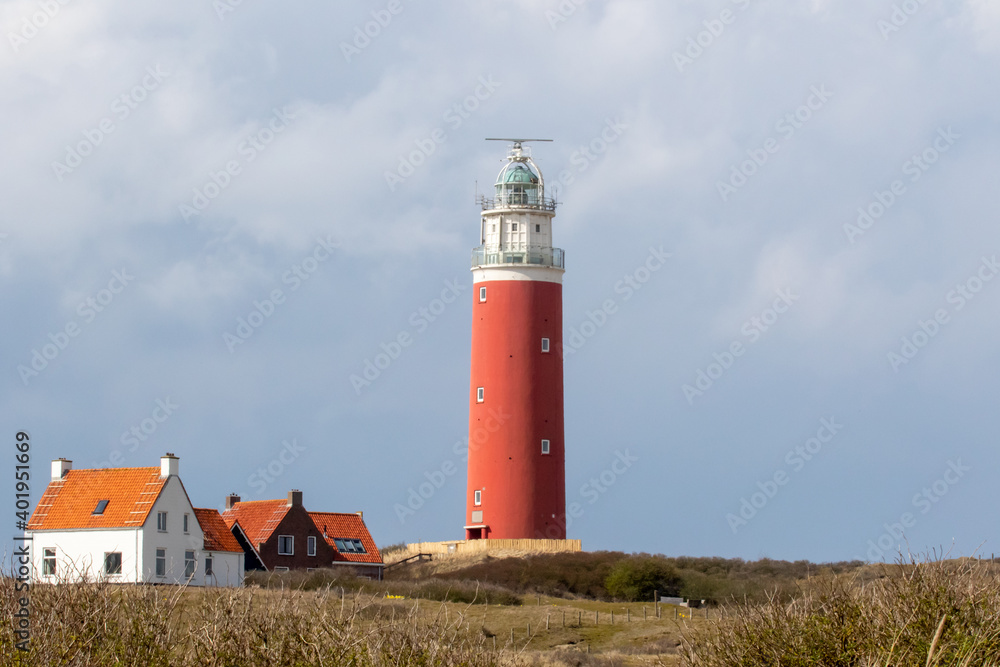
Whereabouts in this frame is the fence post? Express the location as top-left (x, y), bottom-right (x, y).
top-left (596, 611), bottom-right (599, 625)
top-left (562, 610), bottom-right (565, 627)
top-left (643, 607), bottom-right (647, 621)
top-left (546, 614), bottom-right (550, 630)
top-left (627, 608), bottom-right (630, 623)
top-left (510, 628), bottom-right (514, 643)
top-left (578, 611), bottom-right (582, 627)
top-left (527, 622), bottom-right (531, 636)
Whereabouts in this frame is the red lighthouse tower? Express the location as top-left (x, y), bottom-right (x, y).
top-left (465, 140), bottom-right (566, 540)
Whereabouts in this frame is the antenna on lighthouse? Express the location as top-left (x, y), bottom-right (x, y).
top-left (485, 138), bottom-right (552, 155)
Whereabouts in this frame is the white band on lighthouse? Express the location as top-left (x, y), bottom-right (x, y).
top-left (472, 266), bottom-right (564, 284)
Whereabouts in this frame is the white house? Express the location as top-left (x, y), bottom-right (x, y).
top-left (26, 454), bottom-right (243, 587)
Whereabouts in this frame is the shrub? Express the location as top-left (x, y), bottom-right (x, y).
top-left (247, 568), bottom-right (522, 606)
top-left (605, 557), bottom-right (682, 601)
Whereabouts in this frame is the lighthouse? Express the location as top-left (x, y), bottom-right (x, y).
top-left (465, 139), bottom-right (566, 540)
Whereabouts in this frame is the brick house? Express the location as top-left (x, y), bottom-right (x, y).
top-left (309, 511), bottom-right (384, 580)
top-left (223, 490), bottom-right (383, 578)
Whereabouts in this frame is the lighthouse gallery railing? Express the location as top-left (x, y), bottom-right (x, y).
top-left (471, 246), bottom-right (565, 270)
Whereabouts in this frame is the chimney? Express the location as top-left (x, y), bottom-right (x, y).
top-left (51, 458), bottom-right (72, 481)
top-left (287, 489), bottom-right (303, 507)
top-left (356, 511), bottom-right (364, 520)
top-left (160, 453), bottom-right (179, 478)
top-left (225, 493), bottom-right (241, 510)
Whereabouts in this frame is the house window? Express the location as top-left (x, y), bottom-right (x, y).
top-left (43, 548), bottom-right (56, 576)
top-left (479, 286), bottom-right (486, 302)
top-left (278, 535), bottom-right (294, 556)
top-left (274, 566), bottom-right (290, 573)
top-left (333, 538), bottom-right (367, 554)
top-left (155, 548), bottom-right (166, 577)
top-left (157, 511), bottom-right (167, 532)
top-left (184, 551), bottom-right (196, 578)
top-left (104, 552), bottom-right (122, 575)
top-left (541, 338), bottom-right (550, 353)
top-left (205, 557), bottom-right (213, 576)
top-left (477, 387), bottom-right (484, 403)
top-left (474, 490), bottom-right (482, 506)
top-left (511, 223), bottom-right (518, 232)
top-left (541, 439), bottom-right (551, 455)
top-left (183, 514), bottom-right (189, 533)
top-left (93, 499), bottom-right (109, 515)
top-left (536, 224), bottom-right (540, 232)
top-left (308, 536), bottom-right (317, 556)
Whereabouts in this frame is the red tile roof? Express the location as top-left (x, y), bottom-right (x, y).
top-left (28, 467), bottom-right (167, 530)
top-left (222, 499), bottom-right (289, 547)
top-left (308, 512), bottom-right (383, 564)
top-left (193, 507), bottom-right (242, 553)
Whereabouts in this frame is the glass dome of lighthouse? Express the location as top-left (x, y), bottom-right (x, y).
top-left (489, 140), bottom-right (553, 210)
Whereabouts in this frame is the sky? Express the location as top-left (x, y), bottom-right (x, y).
top-left (2, 0), bottom-right (999, 565)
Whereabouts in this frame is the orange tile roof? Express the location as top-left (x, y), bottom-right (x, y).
top-left (28, 467), bottom-right (166, 531)
top-left (193, 508), bottom-right (242, 553)
top-left (308, 512), bottom-right (383, 564)
top-left (222, 499), bottom-right (289, 547)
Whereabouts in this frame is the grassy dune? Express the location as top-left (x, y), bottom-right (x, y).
top-left (4, 554), bottom-right (998, 666)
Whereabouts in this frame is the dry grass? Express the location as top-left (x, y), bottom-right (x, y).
top-left (677, 556), bottom-right (1000, 667)
top-left (7, 555), bottom-right (992, 666)
top-left (0, 576), bottom-right (518, 667)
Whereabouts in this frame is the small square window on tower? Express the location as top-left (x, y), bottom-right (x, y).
top-left (541, 338), bottom-right (550, 353)
top-left (479, 286), bottom-right (486, 302)
top-left (541, 439), bottom-right (551, 455)
top-left (536, 224), bottom-right (540, 232)
top-left (476, 387), bottom-right (484, 403)
top-left (474, 490), bottom-right (482, 506)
